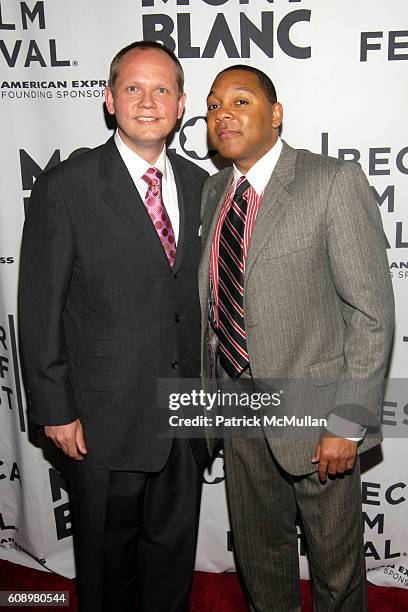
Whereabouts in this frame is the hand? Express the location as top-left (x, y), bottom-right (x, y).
top-left (311, 434), bottom-right (357, 482)
top-left (44, 419), bottom-right (87, 461)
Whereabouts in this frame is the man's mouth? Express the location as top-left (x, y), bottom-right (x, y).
top-left (136, 116), bottom-right (160, 122)
top-left (217, 129), bottom-right (239, 140)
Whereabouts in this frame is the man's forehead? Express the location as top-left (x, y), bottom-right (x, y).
top-left (207, 86), bottom-right (255, 100)
top-left (208, 72), bottom-right (260, 97)
top-left (118, 48), bottom-right (173, 71)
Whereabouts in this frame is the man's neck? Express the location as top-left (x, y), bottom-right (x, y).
top-left (117, 129), bottom-right (165, 166)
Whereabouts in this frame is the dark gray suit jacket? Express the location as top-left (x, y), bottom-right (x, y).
top-left (19, 137), bottom-right (209, 471)
top-left (199, 141), bottom-right (394, 475)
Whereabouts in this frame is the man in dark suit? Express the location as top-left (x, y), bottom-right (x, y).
top-left (199, 65), bottom-right (394, 610)
top-left (19, 41), bottom-right (208, 612)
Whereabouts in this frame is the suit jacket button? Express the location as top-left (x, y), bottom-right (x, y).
top-left (171, 361), bottom-right (179, 369)
top-left (174, 314), bottom-right (180, 323)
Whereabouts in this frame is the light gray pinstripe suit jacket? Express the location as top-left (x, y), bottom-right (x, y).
top-left (199, 141), bottom-right (394, 475)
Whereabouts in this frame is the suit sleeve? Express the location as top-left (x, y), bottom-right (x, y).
top-left (325, 161), bottom-right (394, 433)
top-left (18, 172), bottom-right (78, 426)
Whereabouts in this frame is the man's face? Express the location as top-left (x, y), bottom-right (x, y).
top-left (105, 49), bottom-right (185, 162)
top-left (206, 70), bottom-right (282, 173)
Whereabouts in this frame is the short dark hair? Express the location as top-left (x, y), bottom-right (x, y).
top-left (108, 41), bottom-right (184, 93)
top-left (216, 64), bottom-right (277, 104)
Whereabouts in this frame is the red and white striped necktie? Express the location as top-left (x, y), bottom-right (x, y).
top-left (217, 176), bottom-right (251, 378)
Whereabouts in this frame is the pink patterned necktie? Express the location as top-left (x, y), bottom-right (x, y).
top-left (141, 167), bottom-right (176, 268)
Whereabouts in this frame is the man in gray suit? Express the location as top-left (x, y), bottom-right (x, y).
top-left (199, 65), bottom-right (394, 610)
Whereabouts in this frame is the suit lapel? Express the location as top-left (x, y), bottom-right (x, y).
top-left (99, 137), bottom-right (172, 270)
top-left (245, 141), bottom-right (297, 284)
top-left (168, 152), bottom-right (186, 274)
top-left (199, 169), bottom-right (233, 305)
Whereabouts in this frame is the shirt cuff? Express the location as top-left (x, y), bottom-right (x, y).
top-left (326, 413), bottom-right (366, 442)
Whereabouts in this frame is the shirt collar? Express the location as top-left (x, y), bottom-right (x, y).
top-left (114, 129), bottom-right (168, 181)
top-left (233, 137), bottom-right (282, 196)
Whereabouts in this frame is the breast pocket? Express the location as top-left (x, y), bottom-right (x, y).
top-left (263, 233), bottom-right (313, 259)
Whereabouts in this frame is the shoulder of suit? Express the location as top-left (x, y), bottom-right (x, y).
top-left (285, 143), bottom-right (350, 171)
top-left (35, 139), bottom-right (109, 186)
top-left (167, 150), bottom-right (209, 181)
top-left (203, 167), bottom-right (231, 189)
top-left (287, 142), bottom-right (361, 182)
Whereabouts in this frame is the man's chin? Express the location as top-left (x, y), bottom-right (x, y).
top-left (216, 148), bottom-right (242, 162)
top-left (130, 134), bottom-right (167, 146)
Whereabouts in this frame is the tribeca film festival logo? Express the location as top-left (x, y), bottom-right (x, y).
top-left (0, 318), bottom-right (71, 551)
top-left (0, 1), bottom-right (68, 68)
top-left (0, 315), bottom-right (25, 549)
top-left (321, 132), bottom-right (408, 266)
top-left (0, 467), bottom-right (71, 558)
top-left (360, 30), bottom-right (408, 62)
top-left (0, 317), bottom-right (25, 433)
top-left (363, 480), bottom-right (407, 573)
top-left (140, 0), bottom-right (311, 59)
top-left (0, 457), bottom-right (21, 550)
top-left (0, 318), bottom-right (23, 550)
top-left (0, 1), bottom-right (106, 100)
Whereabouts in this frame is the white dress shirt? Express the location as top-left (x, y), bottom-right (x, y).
top-left (114, 130), bottom-right (180, 241)
top-left (232, 137), bottom-right (283, 194)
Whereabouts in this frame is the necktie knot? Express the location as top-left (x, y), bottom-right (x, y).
top-left (142, 167), bottom-right (162, 194)
top-left (234, 176), bottom-right (250, 202)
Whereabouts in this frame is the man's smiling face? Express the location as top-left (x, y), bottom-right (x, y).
top-left (105, 48), bottom-right (185, 163)
top-left (206, 69), bottom-right (282, 174)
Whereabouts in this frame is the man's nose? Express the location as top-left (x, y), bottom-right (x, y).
top-left (138, 90), bottom-right (155, 107)
top-left (215, 106), bottom-right (233, 121)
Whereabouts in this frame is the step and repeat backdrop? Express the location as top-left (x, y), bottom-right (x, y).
top-left (1, 0), bottom-right (407, 589)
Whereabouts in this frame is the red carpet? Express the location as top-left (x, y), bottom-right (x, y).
top-left (1, 560), bottom-right (408, 610)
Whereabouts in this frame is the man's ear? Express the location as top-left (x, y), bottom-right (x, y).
top-left (104, 87), bottom-right (115, 116)
top-left (177, 92), bottom-right (187, 120)
top-left (272, 102), bottom-right (283, 129)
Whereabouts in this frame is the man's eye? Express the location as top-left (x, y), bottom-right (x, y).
top-left (236, 99), bottom-right (249, 105)
top-left (127, 86), bottom-right (139, 93)
top-left (158, 87), bottom-right (168, 94)
top-left (207, 103), bottom-right (219, 111)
